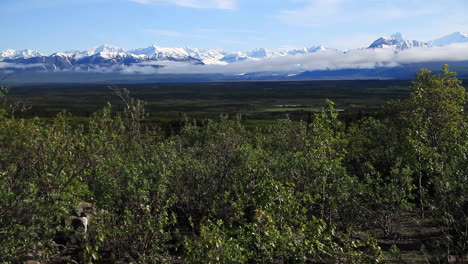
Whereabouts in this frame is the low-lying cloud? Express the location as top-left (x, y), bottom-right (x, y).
top-left (0, 62), bottom-right (44, 69)
top-left (119, 43), bottom-right (468, 75)
top-left (8, 44), bottom-right (466, 76)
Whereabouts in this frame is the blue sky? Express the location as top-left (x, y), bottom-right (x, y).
top-left (1, 0), bottom-right (467, 54)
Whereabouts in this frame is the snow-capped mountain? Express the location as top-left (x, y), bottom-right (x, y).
top-left (60, 44), bottom-right (130, 62)
top-left (1, 31), bottom-right (467, 76)
top-left (183, 48), bottom-right (228, 65)
top-left (0, 43), bottom-right (332, 71)
top-left (130, 45), bottom-right (208, 63)
top-left (283, 45), bottom-right (329, 55)
top-left (220, 51), bottom-right (252, 63)
top-left (369, 33), bottom-right (430, 50)
top-left (430, 32), bottom-right (468, 46)
top-left (248, 48), bottom-right (276, 59)
top-left (221, 46), bottom-right (330, 63)
top-left (88, 44), bottom-right (127, 55)
top-left (0, 49), bottom-right (43, 60)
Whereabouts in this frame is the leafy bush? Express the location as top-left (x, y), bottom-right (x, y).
top-left (0, 65), bottom-right (466, 262)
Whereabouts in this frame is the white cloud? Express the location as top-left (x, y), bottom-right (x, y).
top-left (129, 0), bottom-right (236, 9)
top-left (0, 62), bottom-right (44, 69)
top-left (122, 43), bottom-right (468, 75)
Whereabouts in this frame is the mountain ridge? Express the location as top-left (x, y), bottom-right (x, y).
top-left (368, 32), bottom-right (430, 50)
top-left (1, 32), bottom-right (468, 79)
top-left (430, 32), bottom-right (468, 46)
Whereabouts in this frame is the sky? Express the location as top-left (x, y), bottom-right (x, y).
top-left (1, 0), bottom-right (467, 54)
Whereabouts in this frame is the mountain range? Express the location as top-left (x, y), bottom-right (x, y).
top-left (1, 32), bottom-right (468, 83)
top-left (0, 44), bottom-right (334, 71)
top-left (368, 33), bottom-right (430, 50)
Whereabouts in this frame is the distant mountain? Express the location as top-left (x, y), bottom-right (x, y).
top-left (368, 33), bottom-right (430, 50)
top-left (283, 45), bottom-right (329, 55)
top-left (430, 32), bottom-right (468, 46)
top-left (0, 49), bottom-right (43, 60)
top-left (88, 44), bottom-right (128, 55)
top-left (0, 44), bottom-right (331, 72)
top-left (2, 31), bottom-right (468, 82)
top-left (183, 48), bottom-right (228, 65)
top-left (220, 46), bottom-right (330, 63)
top-left (130, 45), bottom-right (204, 63)
top-left (248, 48), bottom-right (276, 59)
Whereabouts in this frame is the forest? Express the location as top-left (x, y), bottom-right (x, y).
top-left (0, 65), bottom-right (467, 263)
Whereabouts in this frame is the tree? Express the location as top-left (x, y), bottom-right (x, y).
top-left (404, 65), bottom-right (468, 257)
top-left (346, 117), bottom-right (414, 237)
top-left (406, 64), bottom-right (466, 150)
top-left (0, 86), bottom-right (8, 118)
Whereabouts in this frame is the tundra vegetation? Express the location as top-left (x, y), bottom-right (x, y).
top-left (0, 65), bottom-right (467, 263)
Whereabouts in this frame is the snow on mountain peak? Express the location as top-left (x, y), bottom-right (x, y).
top-left (3, 30), bottom-right (466, 72)
top-left (390, 32), bottom-right (405, 41)
top-left (307, 45), bottom-right (328, 52)
top-left (369, 33), bottom-right (429, 50)
top-left (183, 47), bottom-right (228, 65)
top-left (248, 48), bottom-right (274, 59)
top-left (283, 45), bottom-right (328, 56)
top-left (87, 44), bottom-right (127, 56)
top-left (430, 32), bottom-right (468, 46)
top-left (0, 49), bottom-right (43, 60)
top-left (444, 32), bottom-right (468, 38)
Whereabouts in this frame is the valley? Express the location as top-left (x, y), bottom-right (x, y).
top-left (7, 80), bottom-right (414, 123)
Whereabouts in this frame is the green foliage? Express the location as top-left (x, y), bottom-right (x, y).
top-left (0, 65), bottom-right (466, 262)
top-left (407, 64), bottom-right (466, 146)
top-left (388, 244), bottom-right (402, 263)
top-left (184, 219), bottom-right (248, 264)
top-left (0, 114), bottom-right (87, 261)
top-left (401, 65), bottom-right (468, 256)
top-left (0, 86), bottom-right (8, 118)
top-left (347, 117), bottom-right (415, 235)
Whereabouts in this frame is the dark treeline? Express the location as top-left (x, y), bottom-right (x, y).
top-left (0, 65), bottom-right (467, 263)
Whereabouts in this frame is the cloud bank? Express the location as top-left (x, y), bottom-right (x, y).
top-left (119, 43), bottom-right (468, 75)
top-left (8, 44), bottom-right (465, 76)
top-left (0, 62), bottom-right (44, 69)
